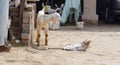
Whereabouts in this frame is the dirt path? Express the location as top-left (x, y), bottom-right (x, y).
top-left (0, 25), bottom-right (120, 65)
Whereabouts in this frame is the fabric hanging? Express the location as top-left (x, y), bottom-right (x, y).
top-left (0, 0), bottom-right (9, 46)
top-left (61, 0), bottom-right (82, 24)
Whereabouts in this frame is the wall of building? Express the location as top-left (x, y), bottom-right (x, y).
top-left (82, 0), bottom-right (98, 25)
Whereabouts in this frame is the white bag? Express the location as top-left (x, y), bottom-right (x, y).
top-left (49, 21), bottom-right (60, 30)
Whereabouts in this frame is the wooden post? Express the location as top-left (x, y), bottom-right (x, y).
top-left (0, 0), bottom-right (9, 46)
top-left (19, 0), bottom-right (25, 40)
top-left (82, 0), bottom-right (98, 25)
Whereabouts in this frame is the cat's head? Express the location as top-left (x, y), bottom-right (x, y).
top-left (83, 39), bottom-right (91, 46)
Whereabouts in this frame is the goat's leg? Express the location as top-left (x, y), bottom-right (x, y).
top-left (36, 23), bottom-right (41, 46)
top-left (44, 26), bottom-right (48, 46)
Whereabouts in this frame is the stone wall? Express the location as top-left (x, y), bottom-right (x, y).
top-left (22, 4), bottom-right (35, 45)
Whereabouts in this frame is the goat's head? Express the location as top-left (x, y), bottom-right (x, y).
top-left (55, 4), bottom-right (64, 15)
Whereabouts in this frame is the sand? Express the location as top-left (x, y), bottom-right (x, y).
top-left (0, 25), bottom-right (120, 65)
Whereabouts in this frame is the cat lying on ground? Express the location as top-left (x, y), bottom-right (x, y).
top-left (63, 40), bottom-right (91, 51)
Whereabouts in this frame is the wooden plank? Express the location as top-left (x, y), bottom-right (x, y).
top-left (22, 24), bottom-right (30, 34)
top-left (22, 39), bottom-right (30, 45)
top-left (22, 33), bottom-right (30, 39)
top-left (19, 0), bottom-right (25, 40)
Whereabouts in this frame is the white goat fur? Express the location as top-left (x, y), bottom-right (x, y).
top-left (36, 9), bottom-right (60, 46)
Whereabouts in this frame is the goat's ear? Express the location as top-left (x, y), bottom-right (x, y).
top-left (61, 4), bottom-right (64, 8)
top-left (55, 4), bottom-right (58, 8)
top-left (42, 3), bottom-right (44, 8)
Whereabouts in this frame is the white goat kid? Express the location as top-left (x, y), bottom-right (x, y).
top-left (45, 4), bottom-right (64, 30)
top-left (36, 11), bottom-right (60, 46)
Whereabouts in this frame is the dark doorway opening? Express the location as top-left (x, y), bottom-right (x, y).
top-left (97, 0), bottom-right (120, 24)
top-left (96, 0), bottom-right (108, 24)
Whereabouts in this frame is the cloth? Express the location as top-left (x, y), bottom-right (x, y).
top-left (61, 0), bottom-right (82, 23)
top-left (0, 0), bottom-right (9, 46)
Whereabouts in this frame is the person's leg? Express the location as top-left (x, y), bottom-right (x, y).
top-left (61, 6), bottom-right (70, 24)
top-left (74, 9), bottom-right (81, 22)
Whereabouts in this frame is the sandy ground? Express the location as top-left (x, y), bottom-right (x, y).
top-left (0, 24), bottom-right (120, 65)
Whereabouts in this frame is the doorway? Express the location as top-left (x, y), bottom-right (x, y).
top-left (96, 0), bottom-right (109, 24)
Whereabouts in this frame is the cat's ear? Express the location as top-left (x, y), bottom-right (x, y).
top-left (87, 40), bottom-right (91, 43)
